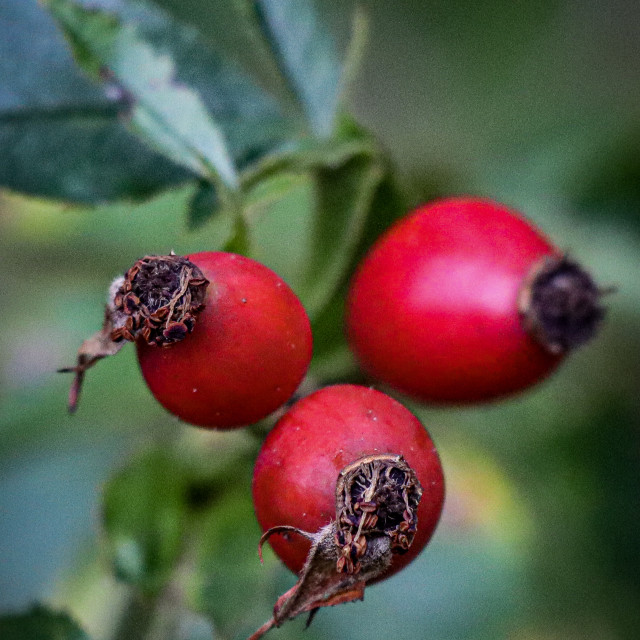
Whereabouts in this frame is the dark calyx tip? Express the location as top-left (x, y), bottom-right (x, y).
top-left (524, 255), bottom-right (608, 354)
top-left (110, 255), bottom-right (209, 347)
top-left (335, 454), bottom-right (422, 574)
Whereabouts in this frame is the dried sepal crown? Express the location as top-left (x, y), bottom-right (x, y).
top-left (335, 454), bottom-right (422, 574)
top-left (110, 254), bottom-right (209, 346)
top-left (59, 253), bottom-right (209, 412)
top-left (519, 254), bottom-right (608, 355)
top-left (250, 454), bottom-right (422, 639)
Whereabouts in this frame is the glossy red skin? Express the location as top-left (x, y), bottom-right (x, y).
top-left (252, 384), bottom-right (445, 580)
top-left (345, 197), bottom-right (563, 403)
top-left (137, 252), bottom-right (312, 428)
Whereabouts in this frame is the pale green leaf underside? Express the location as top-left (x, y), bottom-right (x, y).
top-left (47, 0), bottom-right (239, 190)
top-left (236, 0), bottom-right (342, 137)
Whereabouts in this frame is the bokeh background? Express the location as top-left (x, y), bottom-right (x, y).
top-left (1, 1), bottom-right (639, 639)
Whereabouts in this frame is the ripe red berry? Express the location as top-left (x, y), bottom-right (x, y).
top-left (63, 251), bottom-right (312, 428)
top-left (345, 197), bottom-right (606, 403)
top-left (136, 252), bottom-right (312, 428)
top-left (252, 384), bottom-right (445, 581)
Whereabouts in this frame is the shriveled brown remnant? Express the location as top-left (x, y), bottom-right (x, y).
top-left (59, 254), bottom-right (209, 412)
top-left (109, 254), bottom-right (208, 346)
top-left (519, 254), bottom-right (608, 355)
top-left (249, 454), bottom-right (422, 640)
top-left (334, 454), bottom-right (422, 574)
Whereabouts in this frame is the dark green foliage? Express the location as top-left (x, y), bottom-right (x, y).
top-left (0, 606), bottom-right (91, 640)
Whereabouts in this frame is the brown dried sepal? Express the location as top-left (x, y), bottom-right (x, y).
top-left (109, 254), bottom-right (208, 347)
top-left (249, 454), bottom-right (422, 640)
top-left (59, 254), bottom-right (209, 412)
top-left (58, 306), bottom-right (126, 413)
top-left (335, 454), bottom-right (422, 574)
top-left (518, 254), bottom-right (609, 355)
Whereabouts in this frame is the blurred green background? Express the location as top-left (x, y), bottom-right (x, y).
top-left (1, 1), bottom-right (639, 639)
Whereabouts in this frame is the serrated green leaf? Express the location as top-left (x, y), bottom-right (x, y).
top-left (0, 112), bottom-right (193, 204)
top-left (0, 0), bottom-right (189, 203)
top-left (106, 0), bottom-right (296, 166)
top-left (46, 0), bottom-right (239, 191)
top-left (1, 0), bottom-right (294, 204)
top-left (7, 0), bottom-right (295, 205)
top-left (236, 0), bottom-right (342, 137)
top-left (102, 447), bottom-right (189, 595)
top-left (0, 606), bottom-right (92, 640)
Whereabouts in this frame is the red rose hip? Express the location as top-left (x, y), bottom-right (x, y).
top-left (345, 197), bottom-right (606, 403)
top-left (63, 252), bottom-right (312, 428)
top-left (136, 252), bottom-right (312, 428)
top-left (252, 384), bottom-right (445, 579)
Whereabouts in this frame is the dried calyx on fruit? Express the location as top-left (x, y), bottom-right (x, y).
top-left (335, 455), bottom-right (422, 572)
top-left (59, 253), bottom-right (209, 412)
top-left (109, 254), bottom-right (208, 345)
top-left (345, 197), bottom-right (614, 403)
top-left (518, 254), bottom-right (607, 355)
top-left (249, 454), bottom-right (422, 640)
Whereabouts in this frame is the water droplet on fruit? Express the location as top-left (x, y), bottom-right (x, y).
top-left (241, 298), bottom-right (247, 303)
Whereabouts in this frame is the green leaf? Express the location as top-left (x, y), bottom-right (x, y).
top-left (241, 120), bottom-right (391, 319)
top-left (190, 486), bottom-right (284, 639)
top-left (46, 0), bottom-right (239, 192)
top-left (302, 155), bottom-right (385, 317)
top-left (245, 171), bottom-right (307, 215)
top-left (235, 0), bottom-right (343, 137)
top-left (186, 180), bottom-right (219, 230)
top-left (102, 447), bottom-right (189, 595)
top-left (100, 430), bottom-right (258, 596)
top-left (2, 0), bottom-right (294, 203)
top-left (337, 6), bottom-right (370, 109)
top-left (0, 606), bottom-right (92, 640)
top-left (240, 113), bottom-right (380, 190)
top-left (223, 214), bottom-right (252, 255)
top-left (308, 170), bottom-right (407, 381)
top-left (87, 1), bottom-right (296, 168)
top-left (0, 0), bottom-right (188, 203)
